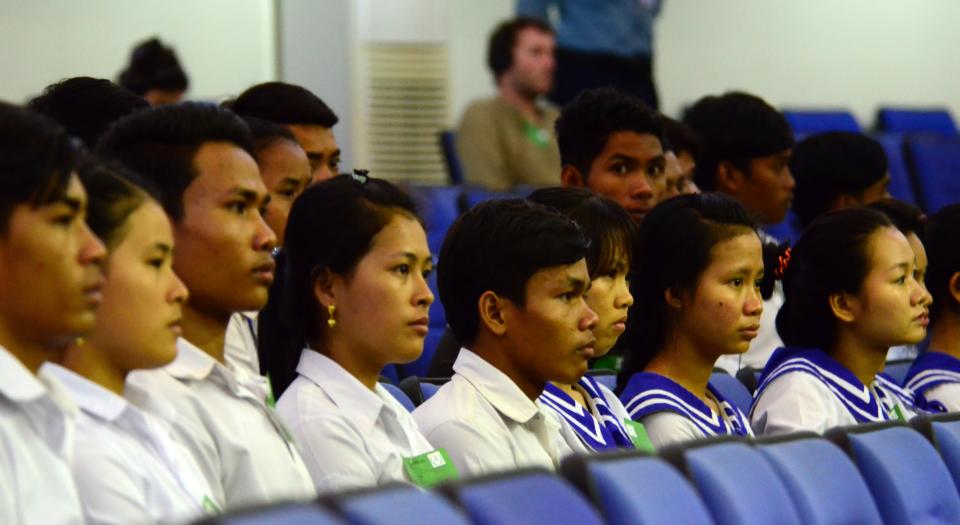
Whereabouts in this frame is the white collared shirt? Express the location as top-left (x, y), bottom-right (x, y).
top-left (276, 350), bottom-right (435, 493)
top-left (413, 348), bottom-right (586, 478)
top-left (126, 338), bottom-right (316, 509)
top-left (43, 363), bottom-right (213, 525)
top-left (224, 311), bottom-right (260, 378)
top-left (0, 345), bottom-right (83, 525)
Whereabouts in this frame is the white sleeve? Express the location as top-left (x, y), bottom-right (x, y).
top-left (922, 383), bottom-right (960, 413)
top-left (421, 420), bottom-right (516, 479)
top-left (750, 373), bottom-right (836, 436)
top-left (288, 414), bottom-right (379, 494)
top-left (72, 447), bottom-right (154, 525)
top-left (640, 412), bottom-right (703, 449)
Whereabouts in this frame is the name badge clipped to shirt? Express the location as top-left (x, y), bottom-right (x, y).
top-left (202, 495), bottom-right (222, 515)
top-left (523, 121), bottom-right (551, 148)
top-left (889, 404), bottom-right (906, 422)
top-left (403, 448), bottom-right (459, 488)
top-left (623, 419), bottom-right (656, 453)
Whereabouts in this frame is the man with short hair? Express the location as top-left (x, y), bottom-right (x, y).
top-left (98, 103), bottom-right (316, 509)
top-left (457, 17), bottom-right (561, 190)
top-left (230, 82), bottom-right (341, 183)
top-left (0, 102), bottom-right (106, 524)
top-left (414, 199), bottom-right (596, 477)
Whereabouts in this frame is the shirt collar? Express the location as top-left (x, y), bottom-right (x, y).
top-left (41, 363), bottom-right (128, 422)
top-left (295, 349), bottom-right (388, 430)
top-left (165, 338), bottom-right (218, 381)
top-left (0, 344), bottom-right (48, 403)
top-left (452, 348), bottom-right (541, 424)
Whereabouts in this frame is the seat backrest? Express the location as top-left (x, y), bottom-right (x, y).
top-left (878, 108), bottom-right (959, 137)
top-left (439, 130), bottom-right (465, 185)
top-left (783, 110), bottom-right (862, 135)
top-left (873, 133), bottom-right (918, 205)
top-left (882, 359), bottom-right (914, 385)
top-left (762, 210), bottom-right (802, 244)
top-left (585, 369), bottom-right (617, 391)
top-left (564, 454), bottom-right (714, 525)
top-left (708, 373), bottom-right (753, 415)
top-left (336, 485), bottom-right (470, 525)
top-left (406, 185), bottom-right (462, 255)
top-left (758, 438), bottom-right (883, 525)
top-left (904, 137), bottom-right (960, 212)
top-left (930, 420), bottom-right (960, 498)
top-left (682, 441), bottom-right (802, 525)
top-left (735, 368), bottom-right (761, 395)
top-left (194, 503), bottom-right (345, 525)
top-left (381, 382), bottom-right (415, 412)
top-left (833, 426), bottom-right (960, 524)
top-left (450, 470), bottom-right (605, 525)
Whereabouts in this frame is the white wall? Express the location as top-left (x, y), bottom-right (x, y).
top-left (0, 0), bottom-right (276, 104)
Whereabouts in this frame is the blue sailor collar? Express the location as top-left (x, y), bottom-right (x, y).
top-left (540, 375), bottom-right (633, 450)
top-left (620, 372), bottom-right (751, 437)
top-left (904, 351), bottom-right (960, 393)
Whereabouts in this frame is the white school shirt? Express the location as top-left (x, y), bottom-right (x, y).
top-left (224, 311), bottom-right (260, 378)
top-left (413, 348), bottom-right (586, 478)
top-left (750, 347), bottom-right (918, 436)
top-left (714, 281), bottom-right (785, 375)
top-left (0, 345), bottom-right (83, 525)
top-left (276, 350), bottom-right (435, 493)
top-left (126, 338), bottom-right (316, 509)
top-left (43, 363), bottom-right (213, 525)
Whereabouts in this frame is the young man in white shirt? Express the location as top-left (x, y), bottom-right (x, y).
top-left (414, 199), bottom-right (597, 477)
top-left (0, 103), bottom-right (107, 524)
top-left (98, 103), bottom-right (316, 509)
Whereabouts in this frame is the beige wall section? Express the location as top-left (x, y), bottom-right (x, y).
top-left (0, 0), bottom-right (276, 104)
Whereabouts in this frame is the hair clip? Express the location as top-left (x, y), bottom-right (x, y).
top-left (775, 247), bottom-right (792, 279)
top-left (351, 169), bottom-right (369, 185)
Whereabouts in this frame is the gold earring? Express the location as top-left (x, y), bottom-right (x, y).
top-left (327, 305), bottom-right (337, 329)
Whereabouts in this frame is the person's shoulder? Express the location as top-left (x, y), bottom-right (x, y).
top-left (413, 376), bottom-right (484, 428)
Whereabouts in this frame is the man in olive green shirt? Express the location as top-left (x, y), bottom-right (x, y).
top-left (457, 17), bottom-right (561, 190)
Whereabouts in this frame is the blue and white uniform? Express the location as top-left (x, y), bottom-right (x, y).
top-left (539, 376), bottom-right (634, 452)
top-left (619, 372), bottom-right (753, 448)
top-left (903, 351), bottom-right (960, 413)
top-left (751, 347), bottom-right (918, 436)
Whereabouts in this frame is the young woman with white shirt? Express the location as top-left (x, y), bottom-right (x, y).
top-left (751, 207), bottom-right (931, 435)
top-left (527, 187), bottom-right (640, 451)
top-left (44, 162), bottom-right (216, 524)
top-left (263, 174), bottom-right (440, 493)
top-left (617, 194), bottom-right (764, 448)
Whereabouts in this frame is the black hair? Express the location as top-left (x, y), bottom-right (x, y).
top-left (791, 132), bottom-right (889, 228)
top-left (259, 174), bottom-right (421, 396)
top-left (924, 204), bottom-right (960, 323)
top-left (555, 87), bottom-right (664, 179)
top-left (617, 193), bottom-right (759, 389)
top-left (438, 198), bottom-right (589, 347)
top-left (28, 77), bottom-right (149, 149)
top-left (228, 82), bottom-right (339, 128)
top-left (661, 116), bottom-right (700, 159)
top-left (683, 92), bottom-right (794, 191)
top-left (240, 116), bottom-right (298, 154)
top-left (776, 207), bottom-right (894, 352)
top-left (487, 16), bottom-right (554, 80)
top-left (117, 38), bottom-right (188, 95)
top-left (868, 198), bottom-right (925, 238)
top-left (97, 102), bottom-right (254, 221)
top-left (78, 159), bottom-right (158, 250)
top-left (0, 102), bottom-right (83, 233)
top-left (527, 187), bottom-right (635, 278)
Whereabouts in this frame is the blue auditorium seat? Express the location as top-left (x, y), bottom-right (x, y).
top-left (912, 414), bottom-right (960, 496)
top-left (398, 376), bottom-right (449, 407)
top-left (874, 133), bottom-right (918, 205)
top-left (463, 187), bottom-right (521, 209)
top-left (878, 108), bottom-right (959, 137)
top-left (663, 439), bottom-right (802, 525)
top-left (562, 452), bottom-right (714, 525)
top-left (439, 130), bottom-right (465, 185)
top-left (380, 382), bottom-right (415, 412)
top-left (193, 503), bottom-right (344, 525)
top-left (379, 365), bottom-right (400, 385)
top-left (757, 436), bottom-right (883, 525)
top-left (826, 422), bottom-right (960, 524)
top-left (444, 469), bottom-right (605, 525)
top-left (585, 369), bottom-right (618, 391)
top-left (334, 484), bottom-right (470, 525)
top-left (904, 137), bottom-right (960, 212)
top-left (782, 110), bottom-right (861, 136)
top-left (882, 359), bottom-right (914, 385)
top-left (762, 210), bottom-right (802, 243)
top-left (406, 185), bottom-right (462, 254)
top-left (709, 372), bottom-right (754, 416)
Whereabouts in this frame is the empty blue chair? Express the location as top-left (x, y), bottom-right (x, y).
top-left (758, 436), bottom-right (883, 524)
top-left (826, 423), bottom-right (960, 524)
top-left (193, 503), bottom-right (345, 525)
top-left (407, 185), bottom-right (462, 254)
top-left (878, 108), bottom-right (958, 137)
top-left (335, 484), bottom-right (470, 525)
top-left (665, 439), bottom-right (802, 525)
top-left (439, 130), bottom-right (465, 185)
top-left (883, 359), bottom-right (914, 385)
top-left (381, 382), bottom-right (415, 412)
top-left (874, 133), bottom-right (918, 205)
top-left (562, 452), bottom-right (714, 525)
top-left (912, 414), bottom-right (960, 496)
top-left (709, 372), bottom-right (753, 416)
top-left (782, 110), bottom-right (861, 136)
top-left (445, 469), bottom-right (604, 525)
top-left (905, 137), bottom-right (960, 212)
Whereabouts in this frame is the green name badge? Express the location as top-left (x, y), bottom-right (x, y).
top-left (623, 419), bottom-right (656, 453)
top-left (403, 448), bottom-right (459, 488)
top-left (202, 495), bottom-right (222, 514)
top-left (889, 404), bottom-right (906, 422)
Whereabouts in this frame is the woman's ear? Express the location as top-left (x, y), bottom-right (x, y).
top-left (478, 291), bottom-right (508, 336)
top-left (312, 266), bottom-right (339, 309)
top-left (829, 292), bottom-right (858, 324)
top-left (949, 271), bottom-right (960, 307)
top-left (664, 287), bottom-right (684, 312)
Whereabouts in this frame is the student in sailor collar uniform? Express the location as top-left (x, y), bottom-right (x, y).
top-left (904, 204), bottom-right (960, 411)
top-left (618, 193), bottom-right (763, 448)
top-left (45, 162), bottom-right (215, 524)
top-left (751, 208), bottom-right (932, 435)
top-left (529, 188), bottom-right (638, 451)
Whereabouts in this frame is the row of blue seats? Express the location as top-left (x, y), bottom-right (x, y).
top-left (783, 107), bottom-right (958, 137)
top-left (195, 415), bottom-right (960, 525)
